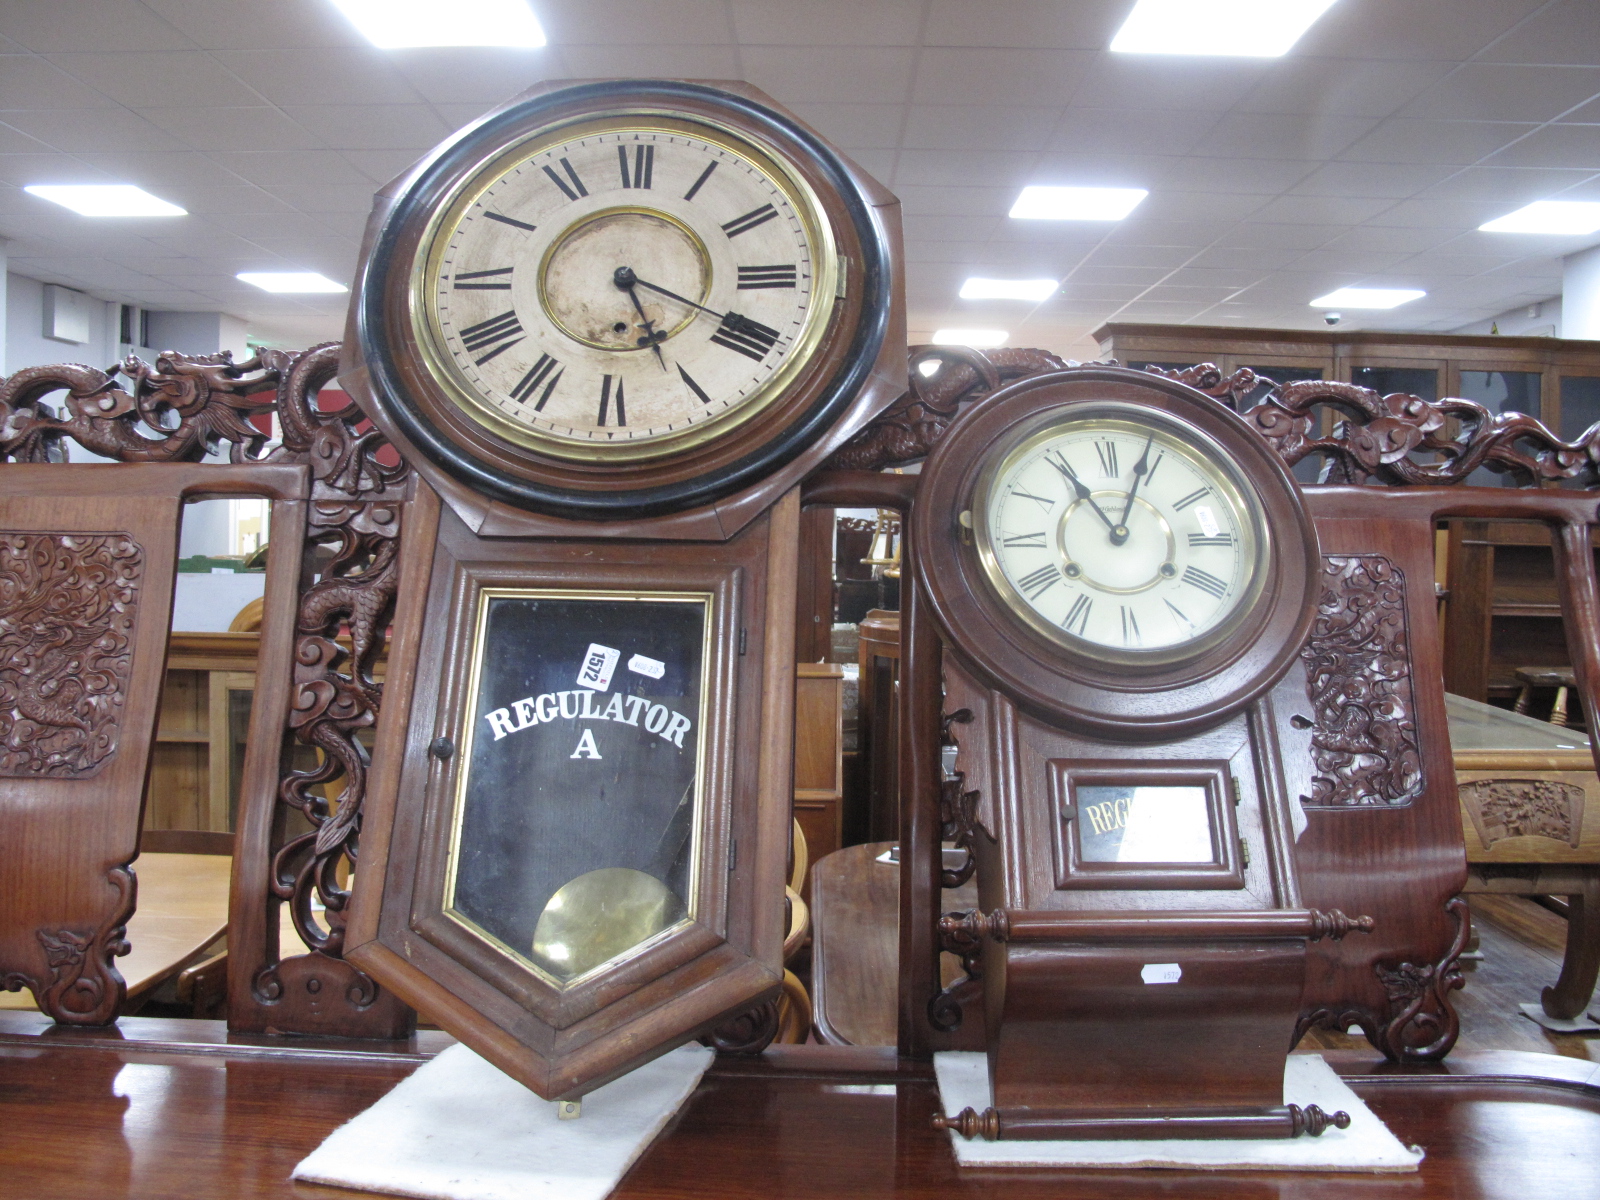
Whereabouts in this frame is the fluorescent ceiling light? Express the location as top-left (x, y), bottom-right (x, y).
top-left (960, 277), bottom-right (1058, 302)
top-left (1309, 287), bottom-right (1424, 309)
top-left (1010, 186), bottom-right (1147, 221)
top-left (932, 329), bottom-right (1009, 348)
top-left (329, 0), bottom-right (547, 48)
top-left (1111, 0), bottom-right (1338, 57)
top-left (25, 184), bottom-right (186, 217)
top-left (1479, 201), bottom-right (1600, 235)
top-left (237, 272), bottom-right (349, 294)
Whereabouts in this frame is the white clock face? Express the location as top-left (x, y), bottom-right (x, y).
top-left (977, 413), bottom-right (1264, 656)
top-left (415, 117), bottom-right (835, 461)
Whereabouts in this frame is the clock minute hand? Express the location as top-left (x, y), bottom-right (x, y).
top-left (616, 274), bottom-right (668, 372)
top-left (1045, 452), bottom-right (1117, 531)
top-left (628, 273), bottom-right (725, 321)
top-left (1111, 434), bottom-right (1155, 547)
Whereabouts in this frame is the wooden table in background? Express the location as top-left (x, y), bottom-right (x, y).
top-left (810, 841), bottom-right (977, 1046)
top-left (0, 853), bottom-right (230, 1013)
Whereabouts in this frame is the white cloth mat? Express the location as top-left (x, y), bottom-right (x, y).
top-left (1519, 1001), bottom-right (1600, 1033)
top-left (933, 1052), bottom-right (1422, 1172)
top-left (292, 1042), bottom-right (714, 1200)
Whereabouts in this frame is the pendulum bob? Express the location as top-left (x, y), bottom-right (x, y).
top-left (935, 908), bottom-right (1369, 1140)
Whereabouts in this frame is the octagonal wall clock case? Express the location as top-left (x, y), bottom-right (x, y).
top-left (340, 76), bottom-right (905, 539)
top-left (338, 79), bottom-right (904, 1100)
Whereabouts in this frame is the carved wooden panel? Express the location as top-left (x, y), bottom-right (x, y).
top-left (0, 532), bottom-right (142, 778)
top-left (1460, 778), bottom-right (1584, 848)
top-left (1301, 553), bottom-right (1423, 808)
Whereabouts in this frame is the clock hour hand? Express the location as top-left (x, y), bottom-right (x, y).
top-left (1111, 434), bottom-right (1155, 546)
top-left (611, 267), bottom-right (668, 370)
top-left (1045, 451), bottom-right (1117, 531)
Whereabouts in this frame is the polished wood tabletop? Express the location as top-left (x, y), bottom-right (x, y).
top-left (1, 1017), bottom-right (1598, 1199)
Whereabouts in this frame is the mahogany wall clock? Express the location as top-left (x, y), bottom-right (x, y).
top-left (911, 368), bottom-right (1373, 1140)
top-left (340, 78), bottom-right (903, 1100)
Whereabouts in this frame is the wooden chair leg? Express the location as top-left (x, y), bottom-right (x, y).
top-left (1541, 872), bottom-right (1600, 1020)
top-left (1551, 687), bottom-right (1572, 728)
top-left (1514, 684), bottom-right (1534, 715)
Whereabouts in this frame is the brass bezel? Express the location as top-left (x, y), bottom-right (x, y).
top-left (441, 585), bottom-right (716, 991)
top-left (971, 405), bottom-right (1270, 668)
top-left (411, 111), bottom-right (839, 464)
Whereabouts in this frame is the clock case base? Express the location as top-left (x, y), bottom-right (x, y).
top-left (346, 482), bottom-right (802, 1099)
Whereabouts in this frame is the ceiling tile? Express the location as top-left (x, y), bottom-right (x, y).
top-left (547, 0), bottom-right (733, 45)
top-left (732, 1), bottom-right (922, 45)
top-left (842, 147), bottom-right (898, 183)
top-left (1047, 108), bottom-right (1220, 157)
top-left (1478, 0), bottom-right (1600, 67)
top-left (1132, 192), bottom-right (1274, 223)
top-left (893, 148), bottom-right (1040, 188)
top-left (1079, 244), bottom-right (1191, 269)
top-left (1337, 120), bottom-right (1534, 165)
top-left (207, 149), bottom-right (375, 187)
top-left (0, 123), bottom-right (50, 154)
top-left (1186, 245), bottom-right (1303, 270)
top-left (0, 1), bottom-right (194, 53)
top-left (785, 103), bottom-right (906, 150)
top-left (341, 149), bottom-right (429, 185)
top-left (1073, 57), bottom-right (1273, 113)
top-left (1418, 165), bottom-right (1599, 201)
top-left (1321, 225), bottom-right (1465, 254)
top-left (922, 0), bottom-right (1119, 49)
top-left (901, 105), bottom-right (1061, 153)
top-left (279, 105), bottom-right (451, 152)
top-left (1483, 124), bottom-right (1600, 170)
top-left (74, 150), bottom-right (251, 189)
top-left (1287, 161), bottom-right (1458, 199)
top-left (1246, 195), bottom-right (1398, 225)
top-left (1365, 196), bottom-right (1538, 228)
top-left (1400, 63), bottom-right (1600, 123)
top-left (557, 44), bottom-right (742, 78)
top-left (1161, 266), bottom-right (1272, 290)
top-left (48, 50), bottom-right (267, 109)
top-left (0, 53), bottom-right (120, 108)
top-left (137, 0), bottom-right (367, 51)
top-left (911, 48), bottom-right (1095, 107)
top-left (900, 213), bottom-right (1002, 243)
top-left (385, 51), bottom-right (553, 106)
top-left (1236, 59), bottom-right (1456, 118)
top-left (140, 106), bottom-right (329, 152)
top-left (1285, 248), bottom-right (1410, 274)
top-left (1295, 0), bottom-right (1548, 61)
top-left (159, 185), bottom-right (295, 216)
top-left (743, 45), bottom-right (915, 105)
top-left (258, 182), bottom-right (385, 214)
top-left (1152, 156), bottom-right (1318, 195)
top-left (211, 48), bottom-right (423, 107)
top-left (1191, 114), bottom-right (1378, 161)
top-left (0, 106), bottom-right (189, 153)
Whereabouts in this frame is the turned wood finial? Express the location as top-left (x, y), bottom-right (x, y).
top-left (1308, 909), bottom-right (1376, 941)
top-left (932, 1106), bottom-right (1001, 1140)
top-left (936, 908), bottom-right (1010, 943)
top-left (1288, 1103), bottom-right (1352, 1137)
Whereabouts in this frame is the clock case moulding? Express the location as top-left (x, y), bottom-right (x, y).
top-left (338, 77), bottom-right (907, 541)
top-left (340, 79), bottom-right (905, 1102)
top-left (910, 368), bottom-right (1369, 1139)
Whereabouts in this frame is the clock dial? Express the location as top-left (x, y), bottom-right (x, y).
top-left (415, 117), bottom-right (836, 461)
top-left (976, 413), bottom-right (1265, 657)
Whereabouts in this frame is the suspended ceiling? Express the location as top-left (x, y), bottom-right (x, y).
top-left (1, 0), bottom-right (1598, 356)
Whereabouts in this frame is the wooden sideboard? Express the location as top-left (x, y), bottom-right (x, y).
top-left (794, 663), bottom-right (846, 888)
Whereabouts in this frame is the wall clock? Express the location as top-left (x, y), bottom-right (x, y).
top-left (911, 368), bottom-right (1372, 1140)
top-left (341, 79), bottom-right (904, 1101)
top-left (342, 77), bottom-right (901, 530)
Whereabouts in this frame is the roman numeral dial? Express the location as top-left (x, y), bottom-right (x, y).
top-left (980, 416), bottom-right (1262, 654)
top-left (423, 118), bottom-right (836, 456)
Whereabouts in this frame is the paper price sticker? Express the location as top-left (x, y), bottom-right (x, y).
top-left (628, 653), bottom-right (665, 680)
top-left (576, 643), bottom-right (620, 692)
top-left (1193, 505), bottom-right (1220, 538)
top-left (1141, 962), bottom-right (1182, 985)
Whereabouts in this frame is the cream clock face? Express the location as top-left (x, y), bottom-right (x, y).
top-left (975, 412), bottom-right (1265, 657)
top-left (415, 116), bottom-right (836, 461)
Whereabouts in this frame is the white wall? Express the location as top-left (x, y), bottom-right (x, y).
top-left (1450, 297), bottom-right (1562, 338)
top-left (3, 272), bottom-right (120, 376)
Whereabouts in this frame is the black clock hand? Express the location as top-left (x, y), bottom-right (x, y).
top-left (1045, 451), bottom-right (1117, 531)
top-left (611, 267), bottom-right (668, 370)
top-left (1111, 434), bottom-right (1155, 546)
top-left (623, 270), bottom-right (725, 320)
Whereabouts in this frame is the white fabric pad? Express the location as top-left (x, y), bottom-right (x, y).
top-left (1519, 1001), bottom-right (1600, 1033)
top-left (933, 1052), bottom-right (1422, 1172)
top-left (293, 1042), bottom-right (714, 1200)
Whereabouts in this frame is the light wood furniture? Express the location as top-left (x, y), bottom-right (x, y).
top-left (855, 610), bottom-right (900, 846)
top-left (793, 663), bottom-right (846, 882)
top-left (1452, 692), bottom-right (1600, 1019)
top-left (150, 632), bottom-right (261, 835)
top-left (0, 852), bottom-right (231, 1013)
